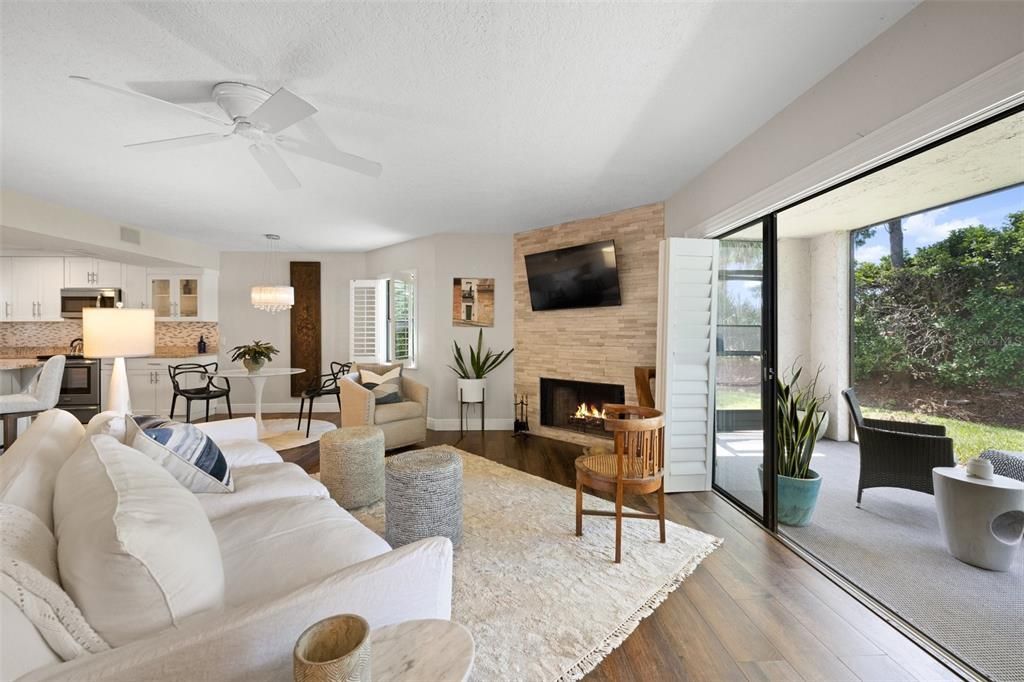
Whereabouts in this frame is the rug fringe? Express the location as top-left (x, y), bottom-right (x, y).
top-left (554, 535), bottom-right (724, 682)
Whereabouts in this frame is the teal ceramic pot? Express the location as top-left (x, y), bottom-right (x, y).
top-left (758, 466), bottom-right (823, 527)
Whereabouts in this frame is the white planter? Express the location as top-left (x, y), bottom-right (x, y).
top-left (457, 378), bottom-right (486, 403)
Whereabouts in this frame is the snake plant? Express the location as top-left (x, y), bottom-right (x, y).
top-left (449, 329), bottom-right (513, 379)
top-left (776, 366), bottom-right (827, 479)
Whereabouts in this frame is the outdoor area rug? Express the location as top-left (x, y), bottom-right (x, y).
top-left (784, 440), bottom-right (1023, 682)
top-left (352, 446), bottom-right (721, 682)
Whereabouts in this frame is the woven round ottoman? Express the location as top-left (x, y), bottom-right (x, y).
top-left (385, 449), bottom-right (463, 548)
top-left (319, 426), bottom-right (385, 510)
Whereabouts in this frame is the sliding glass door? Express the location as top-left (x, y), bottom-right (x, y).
top-left (712, 220), bottom-right (776, 524)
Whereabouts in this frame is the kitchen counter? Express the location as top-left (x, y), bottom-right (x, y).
top-left (0, 359), bottom-right (44, 371)
top-left (0, 348), bottom-right (219, 361)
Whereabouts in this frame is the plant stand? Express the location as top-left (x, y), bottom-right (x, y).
top-left (459, 387), bottom-right (484, 438)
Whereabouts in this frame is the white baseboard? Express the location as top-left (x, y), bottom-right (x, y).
top-left (427, 417), bottom-right (514, 431)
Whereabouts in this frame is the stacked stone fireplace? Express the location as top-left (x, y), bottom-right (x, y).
top-left (513, 203), bottom-right (663, 447)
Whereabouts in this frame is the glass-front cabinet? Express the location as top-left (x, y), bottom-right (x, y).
top-left (147, 273), bottom-right (204, 320)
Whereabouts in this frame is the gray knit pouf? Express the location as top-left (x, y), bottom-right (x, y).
top-left (319, 426), bottom-right (385, 509)
top-left (385, 449), bottom-right (463, 547)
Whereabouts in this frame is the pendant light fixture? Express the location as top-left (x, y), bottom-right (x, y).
top-left (251, 234), bottom-right (294, 313)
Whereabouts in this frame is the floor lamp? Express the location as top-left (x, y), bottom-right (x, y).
top-left (83, 307), bottom-right (155, 414)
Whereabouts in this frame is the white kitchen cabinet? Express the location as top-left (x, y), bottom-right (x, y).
top-left (65, 257), bottom-right (122, 288)
top-left (0, 257), bottom-right (12, 321)
top-left (9, 257), bottom-right (63, 320)
top-left (122, 264), bottom-right (149, 309)
top-left (102, 356), bottom-right (218, 418)
top-left (147, 270), bottom-right (217, 321)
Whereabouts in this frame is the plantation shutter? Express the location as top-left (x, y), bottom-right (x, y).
top-left (656, 238), bottom-right (719, 493)
top-left (350, 279), bottom-right (386, 363)
top-left (388, 277), bottom-right (414, 362)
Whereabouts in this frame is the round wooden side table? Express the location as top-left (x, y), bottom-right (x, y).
top-left (370, 619), bottom-right (474, 681)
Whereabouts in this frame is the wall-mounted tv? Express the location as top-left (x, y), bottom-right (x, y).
top-left (524, 240), bottom-right (622, 311)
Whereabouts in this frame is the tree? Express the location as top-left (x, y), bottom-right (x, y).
top-left (886, 219), bottom-right (904, 268)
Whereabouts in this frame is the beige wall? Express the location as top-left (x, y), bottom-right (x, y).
top-left (666, 1), bottom-right (1024, 237)
top-left (365, 233), bottom-right (515, 427)
top-left (217, 251), bottom-right (364, 410)
top-left (514, 203), bottom-right (663, 446)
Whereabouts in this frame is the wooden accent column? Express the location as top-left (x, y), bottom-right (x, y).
top-left (290, 262), bottom-right (321, 396)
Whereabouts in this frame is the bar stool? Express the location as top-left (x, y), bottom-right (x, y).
top-left (1, 355), bottom-right (66, 451)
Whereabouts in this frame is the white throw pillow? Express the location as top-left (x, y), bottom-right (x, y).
top-left (53, 435), bottom-right (225, 647)
top-left (126, 415), bottom-right (234, 493)
top-left (0, 504), bottom-right (109, 660)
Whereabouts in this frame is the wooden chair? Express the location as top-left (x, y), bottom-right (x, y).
top-left (575, 404), bottom-right (666, 563)
top-left (634, 366), bottom-right (656, 408)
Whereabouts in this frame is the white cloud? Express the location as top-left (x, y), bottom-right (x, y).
top-left (901, 207), bottom-right (981, 249)
top-left (855, 244), bottom-right (888, 263)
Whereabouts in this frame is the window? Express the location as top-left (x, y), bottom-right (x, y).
top-left (388, 274), bottom-right (415, 363)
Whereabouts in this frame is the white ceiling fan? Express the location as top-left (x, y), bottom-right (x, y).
top-left (69, 76), bottom-right (382, 190)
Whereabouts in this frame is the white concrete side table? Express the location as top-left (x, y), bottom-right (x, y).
top-left (933, 467), bottom-right (1024, 571)
top-left (370, 619), bottom-right (474, 681)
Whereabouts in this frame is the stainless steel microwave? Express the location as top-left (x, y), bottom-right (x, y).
top-left (60, 288), bottom-right (122, 318)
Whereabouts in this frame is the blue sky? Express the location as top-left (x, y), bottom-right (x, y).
top-left (855, 183), bottom-right (1024, 263)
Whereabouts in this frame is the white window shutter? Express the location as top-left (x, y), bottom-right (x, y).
top-left (350, 280), bottom-right (386, 363)
top-left (656, 238), bottom-right (719, 493)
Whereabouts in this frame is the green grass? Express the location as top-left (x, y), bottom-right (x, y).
top-left (862, 407), bottom-right (1024, 464)
top-left (716, 389), bottom-right (761, 410)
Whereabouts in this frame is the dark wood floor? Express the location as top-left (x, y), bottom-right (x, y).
top-left (230, 412), bottom-right (961, 682)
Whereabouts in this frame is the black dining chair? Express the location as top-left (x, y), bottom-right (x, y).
top-left (298, 362), bottom-right (352, 437)
top-left (168, 362), bottom-right (232, 423)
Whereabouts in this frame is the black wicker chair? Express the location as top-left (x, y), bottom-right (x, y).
top-left (297, 362), bottom-right (352, 437)
top-left (168, 362), bottom-right (232, 423)
top-left (842, 388), bottom-right (955, 505)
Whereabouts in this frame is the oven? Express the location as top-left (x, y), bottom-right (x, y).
top-left (60, 288), bottom-right (122, 319)
top-left (36, 355), bottom-right (101, 423)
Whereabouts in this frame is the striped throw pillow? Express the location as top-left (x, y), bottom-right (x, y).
top-left (360, 367), bottom-right (403, 404)
top-left (127, 416), bottom-right (234, 493)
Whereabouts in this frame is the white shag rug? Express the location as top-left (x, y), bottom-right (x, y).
top-left (351, 447), bottom-right (722, 682)
top-left (259, 418), bottom-right (335, 452)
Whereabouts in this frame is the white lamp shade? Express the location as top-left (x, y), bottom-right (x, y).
top-left (83, 308), bottom-right (155, 358)
top-left (251, 285), bottom-right (294, 312)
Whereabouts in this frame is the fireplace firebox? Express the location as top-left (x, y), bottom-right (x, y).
top-left (539, 378), bottom-right (625, 438)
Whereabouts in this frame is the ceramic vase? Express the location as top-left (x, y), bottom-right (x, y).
top-left (293, 614), bottom-right (371, 682)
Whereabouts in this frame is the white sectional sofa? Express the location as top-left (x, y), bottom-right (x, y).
top-left (0, 410), bottom-right (453, 682)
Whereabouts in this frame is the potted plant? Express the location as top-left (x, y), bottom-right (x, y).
top-left (448, 329), bottom-right (513, 403)
top-left (792, 363), bottom-right (831, 441)
top-left (761, 366), bottom-right (827, 526)
top-left (230, 340), bottom-right (279, 374)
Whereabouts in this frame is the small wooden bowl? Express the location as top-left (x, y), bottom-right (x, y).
top-left (294, 614), bottom-right (371, 682)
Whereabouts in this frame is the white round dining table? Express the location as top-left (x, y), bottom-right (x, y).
top-left (212, 367), bottom-right (305, 438)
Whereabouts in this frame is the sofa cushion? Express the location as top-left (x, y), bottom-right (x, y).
top-left (53, 435), bottom-right (225, 647)
top-left (211, 496), bottom-right (390, 606)
top-left (360, 366), bottom-right (403, 404)
top-left (127, 415), bottom-right (234, 493)
top-left (374, 400), bottom-right (424, 424)
top-left (197, 462), bottom-right (329, 521)
top-left (84, 411), bottom-right (127, 443)
top-left (215, 438), bottom-right (284, 467)
top-left (0, 409), bottom-right (85, 530)
top-left (0, 504), bottom-right (109, 661)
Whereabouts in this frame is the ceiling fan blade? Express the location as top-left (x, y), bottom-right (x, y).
top-left (249, 144), bottom-right (300, 191)
top-left (277, 136), bottom-right (382, 178)
top-left (249, 87), bottom-right (317, 134)
top-left (125, 132), bottom-right (232, 151)
top-left (69, 75), bottom-right (230, 127)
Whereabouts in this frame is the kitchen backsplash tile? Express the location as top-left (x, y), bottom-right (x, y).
top-left (0, 320), bottom-right (219, 357)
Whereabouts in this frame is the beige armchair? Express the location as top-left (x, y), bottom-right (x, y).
top-left (340, 363), bottom-right (428, 450)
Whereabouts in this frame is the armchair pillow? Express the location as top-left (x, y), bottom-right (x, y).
top-left (53, 435), bottom-right (225, 647)
top-left (127, 415), bottom-right (234, 493)
top-left (360, 366), bottom-right (403, 405)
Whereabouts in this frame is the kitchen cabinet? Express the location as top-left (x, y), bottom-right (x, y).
top-left (65, 257), bottom-right (122, 288)
top-left (121, 264), bottom-right (148, 309)
top-left (101, 356), bottom-right (218, 418)
top-left (9, 257), bottom-right (63, 320)
top-left (147, 270), bottom-right (217, 321)
top-left (0, 257), bottom-right (12, 320)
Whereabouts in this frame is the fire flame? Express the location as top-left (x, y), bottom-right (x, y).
top-left (573, 402), bottom-right (606, 419)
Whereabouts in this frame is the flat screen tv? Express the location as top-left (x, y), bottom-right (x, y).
top-left (524, 240), bottom-right (622, 311)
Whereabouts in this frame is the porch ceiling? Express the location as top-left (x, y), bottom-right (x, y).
top-left (778, 111), bottom-right (1023, 238)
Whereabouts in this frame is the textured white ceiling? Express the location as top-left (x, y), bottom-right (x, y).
top-left (0, 1), bottom-right (916, 252)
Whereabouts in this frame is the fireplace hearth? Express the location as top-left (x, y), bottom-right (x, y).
top-left (540, 378), bottom-right (625, 438)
